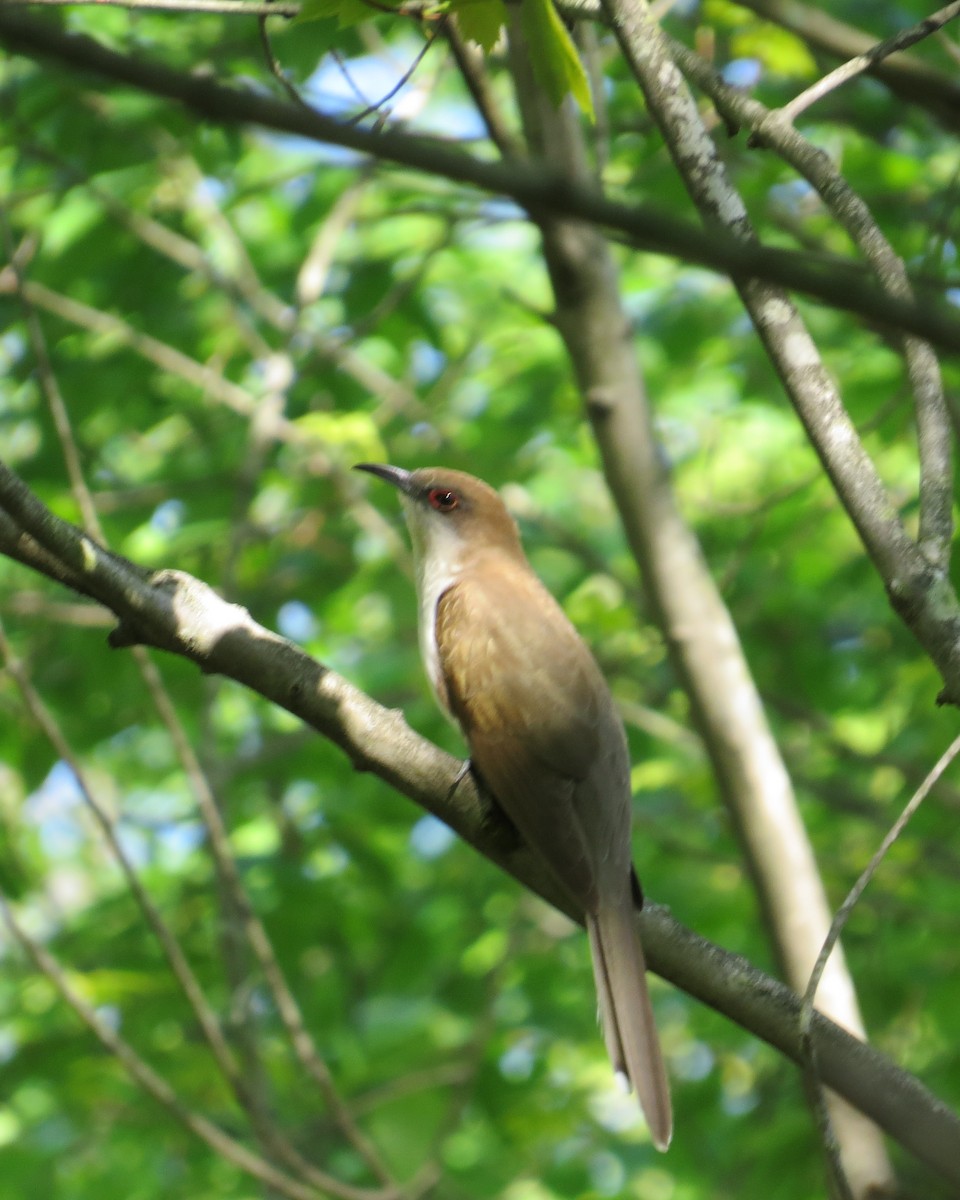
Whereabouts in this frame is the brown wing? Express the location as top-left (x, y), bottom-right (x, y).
top-left (435, 558), bottom-right (604, 777)
top-left (435, 559), bottom-right (611, 911)
top-left (437, 561), bottom-right (671, 1145)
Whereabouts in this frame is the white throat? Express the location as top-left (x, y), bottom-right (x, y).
top-left (404, 505), bottom-right (466, 714)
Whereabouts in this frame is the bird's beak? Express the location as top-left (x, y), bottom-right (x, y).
top-left (353, 463), bottom-right (416, 495)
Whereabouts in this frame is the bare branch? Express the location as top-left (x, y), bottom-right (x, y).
top-left (798, 730), bottom-right (960, 1198)
top-left (669, 41), bottom-right (953, 572)
top-left (3, 11), bottom-right (960, 353)
top-left (258, 8), bottom-right (318, 111)
top-left (5, 276), bottom-right (267, 420)
top-left (345, 26), bottom-right (439, 128)
top-left (778, 1), bottom-right (960, 122)
top-left (728, 0), bottom-right (960, 134)
top-left (445, 17), bottom-right (522, 159)
top-left (0, 212), bottom-right (103, 535)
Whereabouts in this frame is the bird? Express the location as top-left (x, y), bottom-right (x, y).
top-left (355, 463), bottom-right (672, 1150)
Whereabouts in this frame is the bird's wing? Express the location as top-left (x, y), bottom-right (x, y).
top-left (435, 561), bottom-right (604, 777)
top-left (435, 564), bottom-right (611, 910)
top-left (436, 564), bottom-right (672, 1148)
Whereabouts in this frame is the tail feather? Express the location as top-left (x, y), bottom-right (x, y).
top-left (587, 906), bottom-right (672, 1151)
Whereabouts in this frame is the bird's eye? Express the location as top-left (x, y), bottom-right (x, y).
top-left (428, 488), bottom-right (459, 512)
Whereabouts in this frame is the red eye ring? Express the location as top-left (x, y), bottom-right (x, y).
top-left (428, 488), bottom-right (459, 512)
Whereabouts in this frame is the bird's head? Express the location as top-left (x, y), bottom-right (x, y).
top-left (354, 464), bottom-right (523, 568)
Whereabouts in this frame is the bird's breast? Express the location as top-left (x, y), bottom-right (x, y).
top-left (414, 552), bottom-right (461, 722)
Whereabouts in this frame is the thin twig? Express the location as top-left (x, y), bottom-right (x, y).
top-left (799, 729), bottom-right (960, 1035)
top-left (0, 629), bottom-right (231, 1104)
top-left (0, 224), bottom-right (101, 537)
top-left (444, 16), bottom-right (522, 159)
top-left (0, 891), bottom-right (345, 1200)
top-left (140, 576), bottom-right (398, 1185)
top-left (7, 276), bottom-right (266, 417)
top-left (259, 9), bottom-right (318, 112)
top-left (295, 169), bottom-right (371, 304)
top-left (141, 649), bottom-right (401, 1194)
top-left (330, 48), bottom-right (373, 108)
top-left (345, 26), bottom-right (439, 127)
top-left (780, 1), bottom-right (960, 123)
top-left (939, 28), bottom-right (960, 66)
top-left (797, 730), bottom-right (960, 1197)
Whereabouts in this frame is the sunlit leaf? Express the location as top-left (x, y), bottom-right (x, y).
top-left (519, 0), bottom-right (594, 118)
top-left (453, 0), bottom-right (508, 53)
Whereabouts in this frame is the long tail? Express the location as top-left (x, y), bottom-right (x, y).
top-left (587, 902), bottom-right (672, 1151)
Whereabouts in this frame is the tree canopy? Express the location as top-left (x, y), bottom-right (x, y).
top-left (1, 1), bottom-right (959, 1198)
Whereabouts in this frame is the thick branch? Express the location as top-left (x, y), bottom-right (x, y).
top-left (1, 462), bottom-right (960, 1184)
top-left (668, 39), bottom-right (953, 573)
top-left (601, 1), bottom-right (960, 708)
top-left (3, 11), bottom-right (960, 352)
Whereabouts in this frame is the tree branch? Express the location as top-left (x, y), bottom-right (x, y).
top-left (666, 40), bottom-right (953, 573)
top-left (730, 0), bottom-right (960, 134)
top-left (600, 4), bottom-right (960, 707)
top-left (778, 1), bottom-right (960, 123)
top-left (3, 10), bottom-right (960, 352)
top-left (1, 460), bottom-right (959, 1185)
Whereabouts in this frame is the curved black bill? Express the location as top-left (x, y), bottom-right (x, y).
top-left (353, 463), bottom-right (415, 495)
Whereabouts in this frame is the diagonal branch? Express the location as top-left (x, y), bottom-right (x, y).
top-left (599, 3), bottom-right (960, 709)
top-left (778, 1), bottom-right (960, 122)
top-left (3, 10), bottom-right (960, 352)
top-left (667, 41), bottom-right (953, 573)
top-left (729, 0), bottom-right (960, 134)
top-left (1, 460), bottom-right (960, 1185)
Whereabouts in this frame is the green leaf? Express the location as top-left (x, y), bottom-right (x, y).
top-left (731, 24), bottom-right (817, 77)
top-left (294, 0), bottom-right (341, 22)
top-left (453, 0), bottom-right (508, 53)
top-left (295, 0), bottom-right (376, 25)
top-left (519, 0), bottom-right (594, 119)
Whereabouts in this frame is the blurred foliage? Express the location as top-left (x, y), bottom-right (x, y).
top-left (1, 0), bottom-right (960, 1198)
